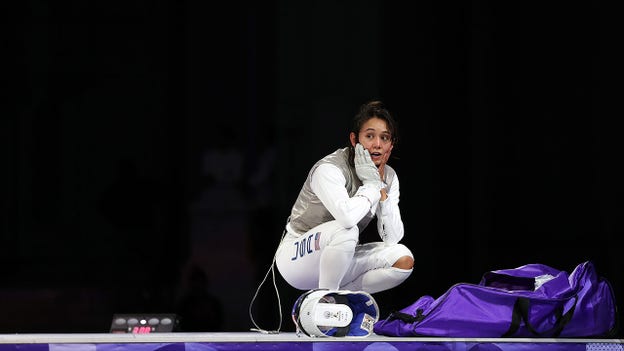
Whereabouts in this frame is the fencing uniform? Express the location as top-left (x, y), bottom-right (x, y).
top-left (275, 147), bottom-right (413, 294)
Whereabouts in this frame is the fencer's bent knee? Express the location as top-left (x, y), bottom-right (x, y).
top-left (392, 255), bottom-right (414, 270)
top-left (384, 243), bottom-right (413, 268)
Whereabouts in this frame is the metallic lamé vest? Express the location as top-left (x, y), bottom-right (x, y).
top-left (287, 147), bottom-right (395, 236)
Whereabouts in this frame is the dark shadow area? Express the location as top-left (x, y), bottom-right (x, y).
top-left (3, 0), bottom-right (623, 336)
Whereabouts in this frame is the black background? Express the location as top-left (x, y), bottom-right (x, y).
top-left (4, 1), bottom-right (623, 334)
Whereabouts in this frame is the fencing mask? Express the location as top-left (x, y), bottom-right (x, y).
top-left (291, 289), bottom-right (379, 337)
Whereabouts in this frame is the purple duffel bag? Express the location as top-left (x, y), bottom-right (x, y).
top-left (373, 261), bottom-right (619, 337)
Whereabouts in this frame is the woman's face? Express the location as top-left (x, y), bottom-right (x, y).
top-left (350, 117), bottom-right (394, 167)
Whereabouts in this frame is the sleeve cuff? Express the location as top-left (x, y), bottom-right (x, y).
top-left (355, 185), bottom-right (381, 207)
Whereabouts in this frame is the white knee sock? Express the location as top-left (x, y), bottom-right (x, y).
top-left (342, 267), bottom-right (413, 294)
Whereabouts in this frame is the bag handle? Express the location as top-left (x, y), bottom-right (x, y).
top-left (503, 296), bottom-right (577, 337)
top-left (386, 309), bottom-right (425, 323)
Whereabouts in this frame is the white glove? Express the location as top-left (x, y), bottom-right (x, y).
top-left (354, 144), bottom-right (381, 206)
top-left (354, 143), bottom-right (381, 187)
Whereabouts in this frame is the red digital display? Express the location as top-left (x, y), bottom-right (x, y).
top-left (110, 314), bottom-right (178, 333)
top-left (132, 326), bottom-right (153, 334)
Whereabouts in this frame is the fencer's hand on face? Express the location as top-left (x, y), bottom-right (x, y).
top-left (355, 143), bottom-right (381, 189)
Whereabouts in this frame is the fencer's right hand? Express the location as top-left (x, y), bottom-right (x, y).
top-left (354, 143), bottom-right (381, 188)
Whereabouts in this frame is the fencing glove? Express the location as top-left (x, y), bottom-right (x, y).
top-left (354, 143), bottom-right (381, 206)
